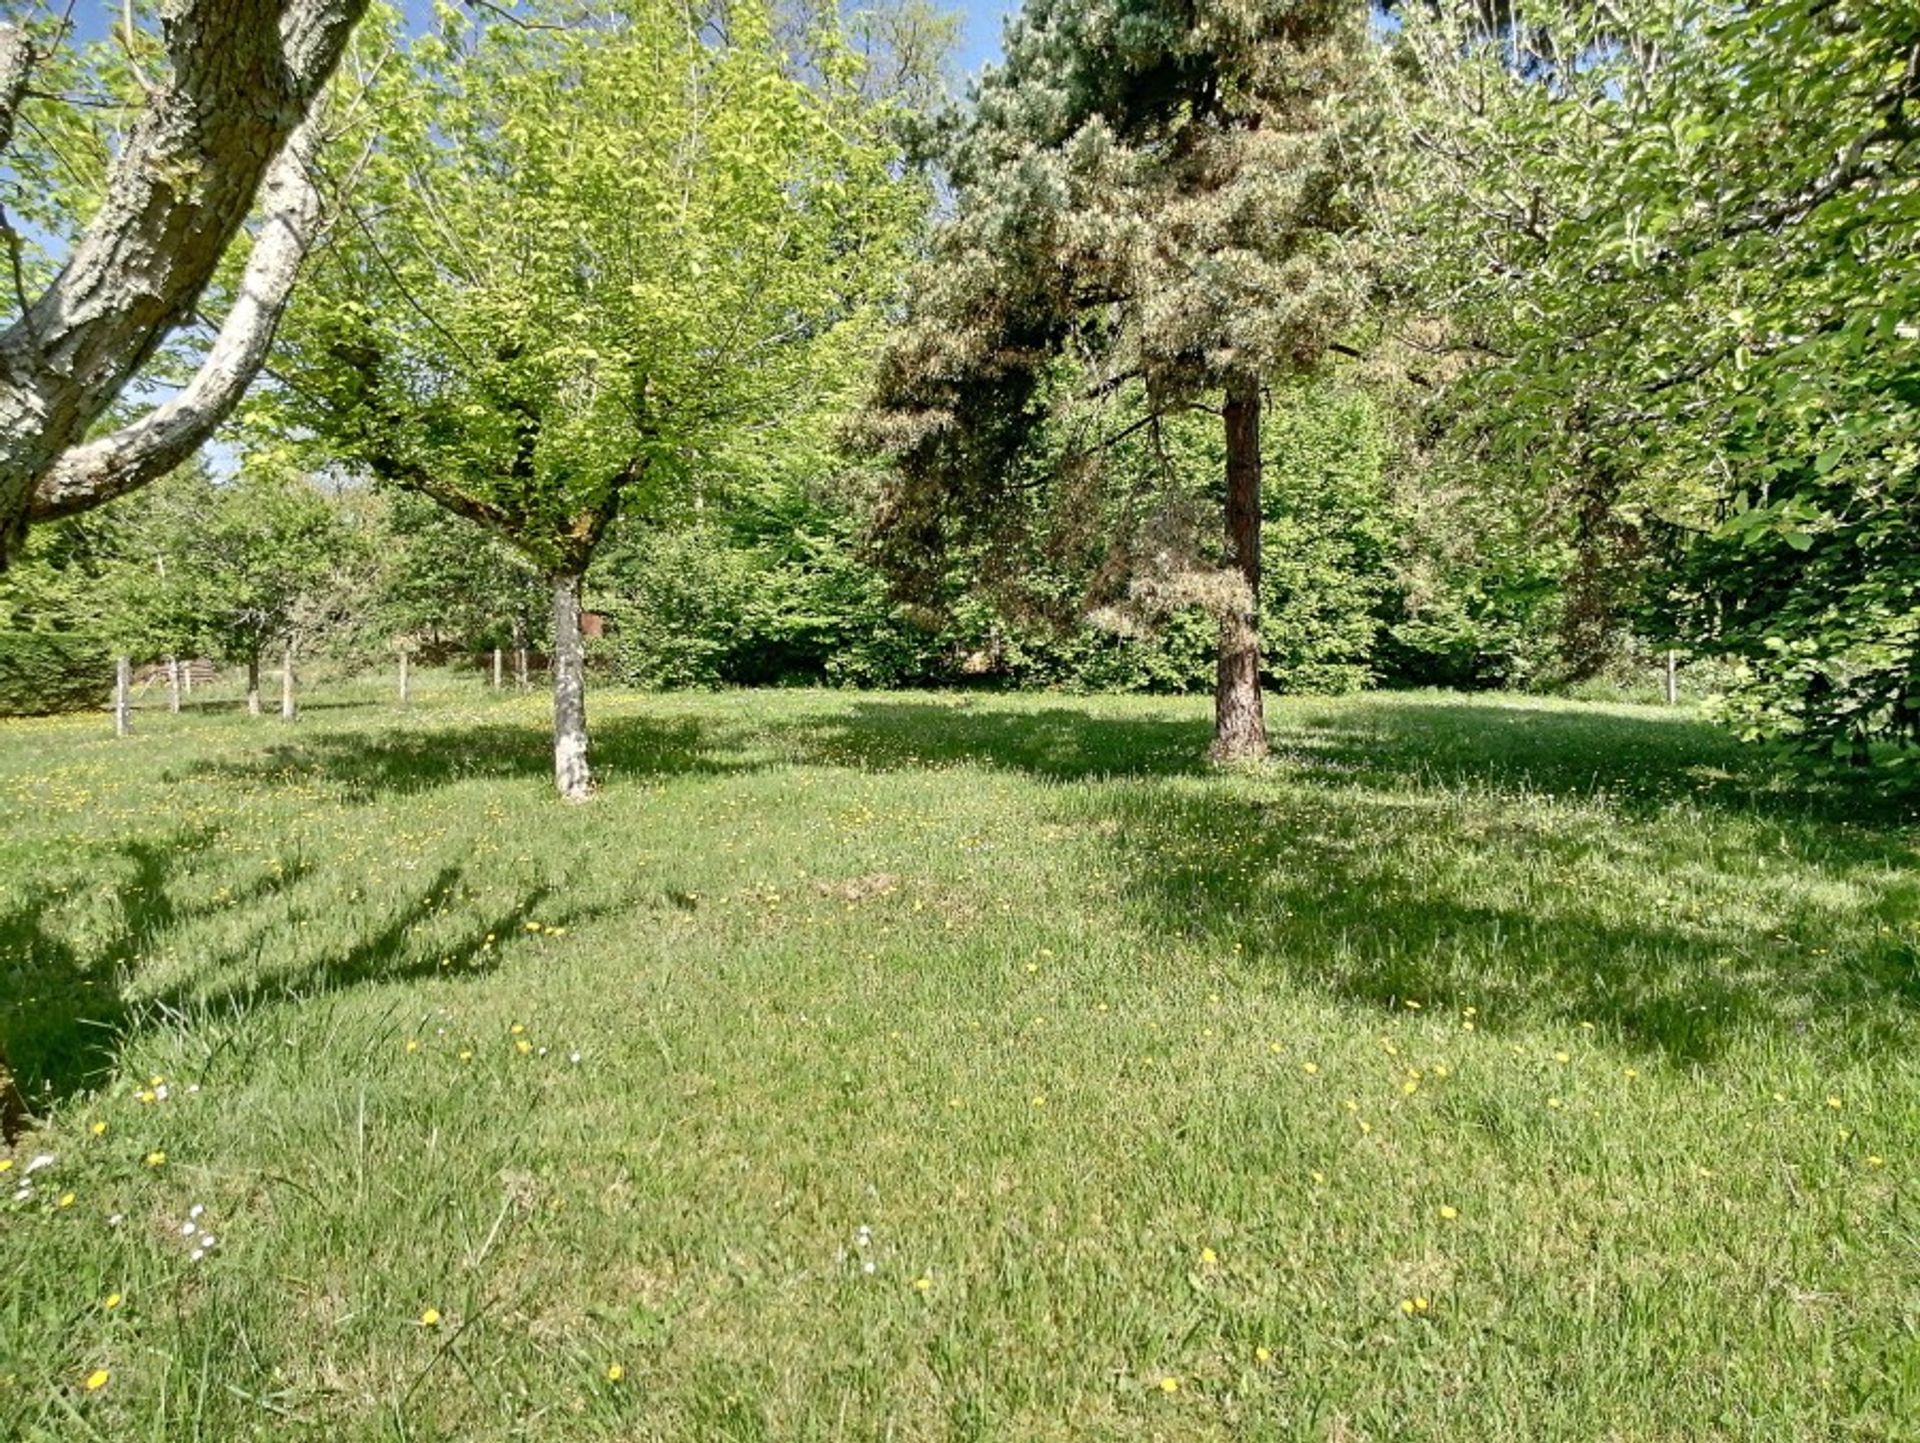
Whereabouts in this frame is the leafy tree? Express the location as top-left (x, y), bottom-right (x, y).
top-left (0, 0), bottom-right (367, 561)
top-left (870, 0), bottom-right (1370, 760)
top-left (133, 469), bottom-right (354, 716)
top-left (272, 0), bottom-right (922, 798)
top-left (1386, 1), bottom-right (1920, 755)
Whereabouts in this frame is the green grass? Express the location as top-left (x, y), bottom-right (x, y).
top-left (1, 682), bottom-right (1916, 1441)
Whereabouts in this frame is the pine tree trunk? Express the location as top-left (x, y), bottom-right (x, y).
top-left (1211, 381), bottom-right (1268, 762)
top-left (550, 572), bottom-right (593, 801)
top-left (280, 642), bottom-right (297, 722)
top-left (114, 655), bottom-right (132, 737)
top-left (247, 651), bottom-right (261, 716)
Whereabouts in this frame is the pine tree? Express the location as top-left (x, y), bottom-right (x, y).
top-left (871, 0), bottom-right (1369, 759)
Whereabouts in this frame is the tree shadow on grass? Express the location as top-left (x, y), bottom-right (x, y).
top-left (781, 696), bottom-right (1920, 1062)
top-left (173, 714), bottom-right (763, 803)
top-left (0, 832), bottom-right (595, 1124)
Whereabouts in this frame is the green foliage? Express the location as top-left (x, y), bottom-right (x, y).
top-left (272, 0), bottom-right (923, 581)
top-left (1385, 0), bottom-right (1920, 755)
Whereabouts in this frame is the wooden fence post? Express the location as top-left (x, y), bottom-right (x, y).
top-left (114, 656), bottom-right (132, 736)
top-left (492, 647), bottom-right (503, 690)
top-left (399, 651), bottom-right (411, 705)
top-left (168, 657), bottom-right (182, 714)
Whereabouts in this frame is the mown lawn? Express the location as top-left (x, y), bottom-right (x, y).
top-left (1, 682), bottom-right (1916, 1441)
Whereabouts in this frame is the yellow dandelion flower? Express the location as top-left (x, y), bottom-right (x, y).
top-left (1030, 1095), bottom-right (1045, 1108)
top-left (516, 1040), bottom-right (532, 1055)
top-left (606, 1364), bottom-right (624, 1382)
top-left (1200, 1247), bottom-right (1218, 1266)
top-left (1553, 1052), bottom-right (1571, 1064)
top-left (510, 1023), bottom-right (526, 1036)
top-left (57, 1192), bottom-right (74, 1208)
top-left (1358, 1120), bottom-right (1373, 1134)
top-left (84, 1369), bottom-right (110, 1392)
top-left (405, 1040), bottom-right (420, 1054)
top-left (1254, 1346), bottom-right (1272, 1363)
top-left (913, 1276), bottom-right (932, 1292)
top-left (144, 1151), bottom-right (166, 1167)
top-left (1310, 1170), bottom-right (1326, 1185)
top-left (1301, 1062), bottom-right (1319, 1075)
top-left (1439, 1205), bottom-right (1458, 1220)
top-left (1400, 1299), bottom-right (1416, 1315)
top-left (1158, 1376), bottom-right (1180, 1394)
top-left (1826, 1096), bottom-right (1843, 1110)
top-left (1402, 1081), bottom-right (1419, 1095)
top-left (419, 1309), bottom-right (442, 1328)
top-left (1867, 1155), bottom-right (1885, 1168)
top-left (1413, 1296), bottom-right (1430, 1313)
top-left (0, 1160), bottom-right (11, 1173)
top-left (104, 1293), bottom-right (122, 1310)
top-left (1547, 1098), bottom-right (1563, 1110)
top-left (90, 1121), bottom-right (108, 1137)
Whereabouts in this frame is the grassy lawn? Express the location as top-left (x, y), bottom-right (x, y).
top-left (1, 683), bottom-right (1915, 1440)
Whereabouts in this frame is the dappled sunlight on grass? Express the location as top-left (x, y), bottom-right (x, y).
top-left (1, 685), bottom-right (1915, 1439)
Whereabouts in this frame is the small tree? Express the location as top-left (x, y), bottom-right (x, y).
top-left (274, 0), bottom-right (920, 798)
top-left (137, 469), bottom-right (348, 714)
top-left (871, 0), bottom-right (1368, 760)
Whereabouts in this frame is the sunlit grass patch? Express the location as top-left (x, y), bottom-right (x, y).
top-left (2, 683), bottom-right (1915, 1439)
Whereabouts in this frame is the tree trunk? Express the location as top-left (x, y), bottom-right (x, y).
top-left (168, 656), bottom-right (181, 714)
top-left (183, 660), bottom-right (193, 697)
top-left (114, 655), bottom-right (132, 737)
top-left (1211, 381), bottom-right (1268, 762)
top-left (513, 616), bottom-right (530, 691)
top-left (398, 651), bottom-right (410, 704)
top-left (247, 651), bottom-right (262, 716)
top-left (0, 1), bottom-right (368, 558)
top-left (1664, 650), bottom-right (1679, 706)
top-left (493, 646), bottom-right (503, 690)
top-left (280, 643), bottom-right (297, 721)
top-left (550, 572), bottom-right (593, 801)
top-left (0, 1045), bottom-right (24, 1143)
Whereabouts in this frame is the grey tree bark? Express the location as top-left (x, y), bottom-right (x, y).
top-left (247, 652), bottom-right (263, 717)
top-left (168, 657), bottom-right (182, 714)
top-left (1211, 380), bottom-right (1268, 763)
top-left (114, 655), bottom-right (132, 737)
top-left (0, 1), bottom-right (367, 559)
top-left (281, 642), bottom-right (298, 721)
top-left (550, 572), bottom-right (593, 801)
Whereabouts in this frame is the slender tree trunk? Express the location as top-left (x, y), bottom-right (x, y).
top-left (492, 646), bottom-right (503, 690)
top-left (0, 1045), bottom-right (24, 1143)
top-left (513, 616), bottom-right (530, 692)
top-left (280, 642), bottom-right (297, 721)
top-left (247, 651), bottom-right (262, 716)
top-left (114, 655), bottom-right (132, 737)
top-left (1211, 381), bottom-right (1268, 762)
top-left (550, 572), bottom-right (593, 801)
top-left (1664, 650), bottom-right (1679, 706)
top-left (168, 656), bottom-right (181, 714)
top-left (398, 651), bottom-right (410, 704)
